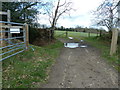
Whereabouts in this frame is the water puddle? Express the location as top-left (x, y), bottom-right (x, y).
top-left (64, 43), bottom-right (87, 48)
top-left (64, 39), bottom-right (87, 48)
top-left (64, 43), bottom-right (79, 48)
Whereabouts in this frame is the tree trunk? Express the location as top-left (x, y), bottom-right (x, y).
top-left (110, 28), bottom-right (118, 56)
top-left (99, 30), bottom-right (102, 37)
top-left (50, 29), bottom-right (54, 39)
top-left (50, 0), bottom-right (60, 39)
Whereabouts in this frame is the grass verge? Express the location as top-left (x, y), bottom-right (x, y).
top-left (84, 37), bottom-right (120, 72)
top-left (2, 40), bottom-right (63, 88)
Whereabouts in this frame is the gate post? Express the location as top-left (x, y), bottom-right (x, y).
top-left (0, 23), bottom-right (5, 47)
top-left (7, 10), bottom-right (11, 42)
top-left (110, 28), bottom-right (118, 56)
top-left (88, 32), bottom-right (90, 37)
top-left (0, 23), bottom-right (3, 89)
top-left (0, 2), bottom-right (2, 89)
top-left (66, 31), bottom-right (68, 37)
top-left (24, 23), bottom-right (29, 49)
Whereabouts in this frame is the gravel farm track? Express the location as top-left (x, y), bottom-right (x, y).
top-left (42, 38), bottom-right (118, 88)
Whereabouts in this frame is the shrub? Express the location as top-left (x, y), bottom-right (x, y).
top-left (29, 27), bottom-right (39, 44)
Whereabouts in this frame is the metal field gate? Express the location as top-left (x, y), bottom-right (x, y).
top-left (0, 21), bottom-right (29, 61)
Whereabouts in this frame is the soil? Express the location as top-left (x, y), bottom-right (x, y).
top-left (42, 38), bottom-right (118, 88)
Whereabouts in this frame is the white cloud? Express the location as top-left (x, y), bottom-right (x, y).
top-left (37, 0), bottom-right (104, 28)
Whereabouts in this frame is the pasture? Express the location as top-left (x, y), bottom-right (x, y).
top-left (55, 30), bottom-right (97, 38)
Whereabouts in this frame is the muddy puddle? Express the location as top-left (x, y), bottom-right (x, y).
top-left (64, 38), bottom-right (87, 48)
top-left (64, 43), bottom-right (79, 48)
top-left (64, 43), bottom-right (87, 48)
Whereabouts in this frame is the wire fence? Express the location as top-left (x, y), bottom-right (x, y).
top-left (55, 30), bottom-right (99, 38)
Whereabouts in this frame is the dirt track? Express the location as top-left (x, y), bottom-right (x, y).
top-left (42, 38), bottom-right (118, 88)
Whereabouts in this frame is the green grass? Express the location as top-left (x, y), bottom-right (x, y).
top-left (2, 40), bottom-right (63, 88)
top-left (84, 37), bottom-right (120, 71)
top-left (55, 30), bottom-right (120, 71)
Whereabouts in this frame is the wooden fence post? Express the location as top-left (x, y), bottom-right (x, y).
top-left (0, 23), bottom-right (2, 47)
top-left (7, 10), bottom-right (11, 42)
top-left (96, 30), bottom-right (100, 37)
top-left (25, 24), bottom-right (29, 49)
top-left (66, 31), bottom-right (68, 37)
top-left (99, 30), bottom-right (102, 37)
top-left (0, 2), bottom-right (2, 89)
top-left (0, 23), bottom-right (5, 47)
top-left (110, 28), bottom-right (118, 56)
top-left (88, 32), bottom-right (90, 37)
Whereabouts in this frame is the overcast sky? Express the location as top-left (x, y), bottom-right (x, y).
top-left (37, 0), bottom-right (104, 28)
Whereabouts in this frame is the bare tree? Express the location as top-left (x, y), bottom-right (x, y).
top-left (44, 0), bottom-right (73, 39)
top-left (93, 0), bottom-right (119, 37)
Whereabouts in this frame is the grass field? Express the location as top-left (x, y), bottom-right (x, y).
top-left (55, 30), bottom-right (97, 39)
top-left (2, 40), bottom-right (63, 88)
top-left (55, 30), bottom-right (120, 72)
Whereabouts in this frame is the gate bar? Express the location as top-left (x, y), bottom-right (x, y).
top-left (0, 50), bottom-right (25, 61)
top-left (0, 42), bottom-right (24, 49)
top-left (0, 21), bottom-right (24, 26)
top-left (0, 46), bottom-right (25, 56)
top-left (0, 36), bottom-right (25, 41)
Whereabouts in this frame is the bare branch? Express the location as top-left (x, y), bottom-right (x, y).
top-left (43, 0), bottom-right (73, 38)
top-left (59, 0), bottom-right (66, 7)
top-left (93, 0), bottom-right (119, 31)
